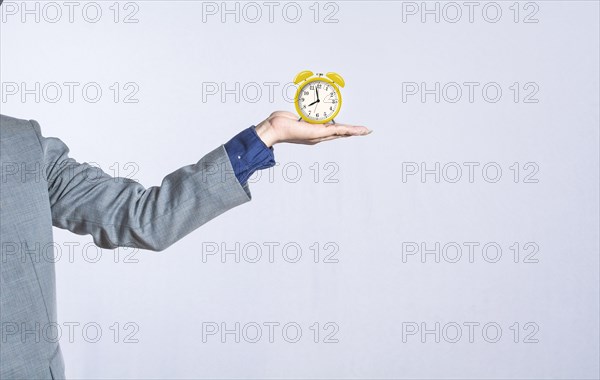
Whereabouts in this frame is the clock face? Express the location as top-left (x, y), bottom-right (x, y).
top-left (297, 80), bottom-right (340, 122)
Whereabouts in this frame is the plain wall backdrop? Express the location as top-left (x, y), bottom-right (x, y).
top-left (1, 1), bottom-right (599, 378)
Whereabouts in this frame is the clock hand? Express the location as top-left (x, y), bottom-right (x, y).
top-left (308, 89), bottom-right (321, 106)
top-left (306, 88), bottom-right (321, 107)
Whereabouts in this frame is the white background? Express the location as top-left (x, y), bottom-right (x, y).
top-left (1, 1), bottom-right (599, 378)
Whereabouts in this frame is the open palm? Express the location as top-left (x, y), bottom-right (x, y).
top-left (255, 111), bottom-right (371, 147)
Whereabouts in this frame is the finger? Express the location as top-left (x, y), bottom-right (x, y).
top-left (313, 135), bottom-right (345, 143)
top-left (296, 124), bottom-right (367, 140)
top-left (306, 133), bottom-right (356, 144)
top-left (326, 123), bottom-right (369, 131)
top-left (317, 124), bottom-right (370, 138)
top-left (303, 135), bottom-right (341, 144)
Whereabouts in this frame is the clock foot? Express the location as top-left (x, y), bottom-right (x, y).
top-left (297, 117), bottom-right (302, 122)
top-left (331, 119), bottom-right (336, 124)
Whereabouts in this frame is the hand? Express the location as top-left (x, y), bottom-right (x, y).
top-left (254, 111), bottom-right (372, 148)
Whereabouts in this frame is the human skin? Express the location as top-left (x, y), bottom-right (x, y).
top-left (254, 111), bottom-right (372, 148)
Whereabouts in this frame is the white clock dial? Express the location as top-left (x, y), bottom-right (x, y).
top-left (297, 80), bottom-right (340, 122)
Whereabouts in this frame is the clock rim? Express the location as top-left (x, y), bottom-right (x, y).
top-left (294, 77), bottom-right (343, 124)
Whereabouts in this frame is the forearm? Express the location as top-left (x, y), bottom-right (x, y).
top-left (46, 141), bottom-right (251, 251)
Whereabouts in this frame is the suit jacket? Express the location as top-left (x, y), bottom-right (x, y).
top-left (0, 114), bottom-right (252, 379)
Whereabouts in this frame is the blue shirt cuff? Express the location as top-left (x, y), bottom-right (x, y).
top-left (224, 126), bottom-right (276, 185)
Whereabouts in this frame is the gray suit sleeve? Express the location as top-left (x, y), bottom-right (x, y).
top-left (29, 120), bottom-right (252, 251)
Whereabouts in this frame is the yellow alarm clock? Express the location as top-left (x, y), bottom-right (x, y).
top-left (293, 71), bottom-right (345, 124)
